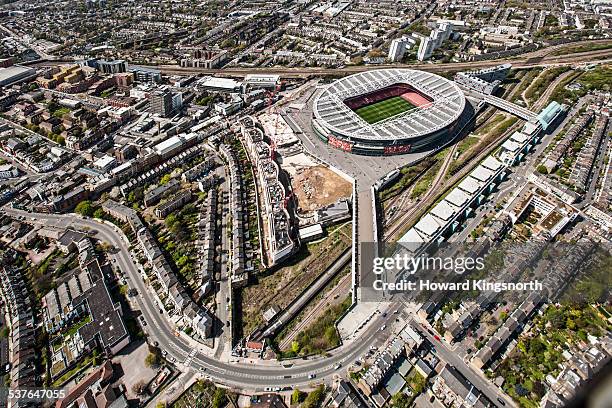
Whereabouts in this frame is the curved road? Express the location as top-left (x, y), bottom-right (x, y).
top-left (4, 208), bottom-right (393, 390)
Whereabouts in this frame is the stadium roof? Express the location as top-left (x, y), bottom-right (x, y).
top-left (313, 69), bottom-right (465, 142)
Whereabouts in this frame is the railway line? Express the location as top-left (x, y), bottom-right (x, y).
top-left (380, 69), bottom-right (536, 242)
top-left (151, 47), bottom-right (612, 77)
top-left (277, 273), bottom-right (351, 351)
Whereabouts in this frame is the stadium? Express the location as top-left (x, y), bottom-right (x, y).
top-left (312, 68), bottom-right (466, 156)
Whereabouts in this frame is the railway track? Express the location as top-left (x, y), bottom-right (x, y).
top-left (383, 141), bottom-right (459, 241)
top-left (104, 46), bottom-right (612, 78)
top-left (277, 273), bottom-right (351, 350)
top-left (381, 65), bottom-right (564, 242)
top-left (380, 69), bottom-right (531, 228)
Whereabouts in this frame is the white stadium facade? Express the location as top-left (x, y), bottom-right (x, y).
top-left (312, 68), bottom-right (466, 156)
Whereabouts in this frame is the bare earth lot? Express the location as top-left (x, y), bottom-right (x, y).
top-left (293, 165), bottom-right (352, 212)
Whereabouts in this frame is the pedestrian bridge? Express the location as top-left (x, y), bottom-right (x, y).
top-left (483, 94), bottom-right (538, 121)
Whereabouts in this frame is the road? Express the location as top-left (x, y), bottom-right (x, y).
top-left (2, 208), bottom-right (399, 391)
top-left (412, 319), bottom-right (516, 407)
top-left (213, 162), bottom-right (231, 359)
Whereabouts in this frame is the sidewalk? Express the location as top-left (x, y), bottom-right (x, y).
top-left (146, 370), bottom-right (197, 408)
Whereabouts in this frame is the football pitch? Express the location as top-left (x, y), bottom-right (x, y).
top-left (354, 96), bottom-right (416, 124)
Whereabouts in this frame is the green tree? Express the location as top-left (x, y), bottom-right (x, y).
top-left (536, 165), bottom-right (548, 174)
top-left (411, 372), bottom-right (426, 394)
top-left (291, 389), bottom-right (305, 405)
top-left (212, 388), bottom-right (227, 408)
top-left (145, 351), bottom-right (161, 368)
top-left (75, 200), bottom-right (94, 217)
top-left (159, 174), bottom-right (172, 185)
top-left (0, 327), bottom-right (9, 338)
top-left (47, 100), bottom-right (60, 113)
top-left (391, 392), bottom-right (411, 408)
top-left (93, 208), bottom-right (105, 219)
top-left (132, 380), bottom-right (147, 395)
top-left (303, 385), bottom-right (325, 408)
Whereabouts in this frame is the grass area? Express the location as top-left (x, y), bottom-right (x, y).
top-left (63, 314), bottom-right (92, 338)
top-left (525, 67), bottom-right (571, 105)
top-left (272, 264), bottom-right (350, 349)
top-left (547, 70), bottom-right (582, 104)
top-left (354, 96), bottom-right (415, 124)
top-left (28, 249), bottom-right (77, 302)
top-left (551, 42), bottom-right (612, 56)
top-left (561, 247), bottom-right (611, 303)
top-left (495, 303), bottom-right (610, 407)
top-left (379, 156), bottom-right (437, 202)
top-left (240, 223), bottom-right (352, 336)
top-left (578, 65), bottom-right (612, 91)
top-left (409, 147), bottom-right (450, 199)
top-left (511, 68), bottom-right (543, 105)
top-left (172, 379), bottom-right (231, 408)
top-left (411, 160), bottom-right (442, 199)
top-left (455, 136), bottom-right (480, 158)
top-left (447, 116), bottom-right (517, 177)
top-left (52, 107), bottom-right (70, 118)
top-left (404, 21), bottom-right (430, 36)
top-left (474, 113), bottom-right (506, 136)
top-left (549, 65), bottom-right (612, 104)
top-left (279, 295), bottom-right (351, 358)
top-left (51, 350), bottom-right (99, 387)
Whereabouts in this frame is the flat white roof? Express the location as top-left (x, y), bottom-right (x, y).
top-left (398, 227), bottom-right (425, 243)
top-left (431, 200), bottom-right (458, 221)
top-left (415, 214), bottom-right (443, 238)
top-left (93, 155), bottom-right (115, 168)
top-left (245, 74), bottom-right (280, 82)
top-left (481, 156), bottom-right (504, 172)
top-left (470, 165), bottom-right (494, 182)
top-left (110, 161), bottom-right (131, 175)
top-left (501, 140), bottom-right (521, 152)
top-left (458, 177), bottom-right (482, 195)
top-left (397, 228), bottom-right (425, 254)
top-left (523, 121), bottom-right (540, 135)
top-left (510, 131), bottom-right (529, 144)
top-left (444, 188), bottom-right (470, 208)
top-left (299, 223), bottom-right (324, 239)
top-left (154, 135), bottom-right (182, 153)
top-left (201, 76), bottom-right (241, 89)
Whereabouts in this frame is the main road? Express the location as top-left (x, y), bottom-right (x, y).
top-left (2, 208), bottom-right (395, 390)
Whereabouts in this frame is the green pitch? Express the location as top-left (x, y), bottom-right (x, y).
top-left (354, 96), bottom-right (415, 124)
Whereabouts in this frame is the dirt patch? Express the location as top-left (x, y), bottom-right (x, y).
top-left (293, 165), bottom-right (351, 213)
